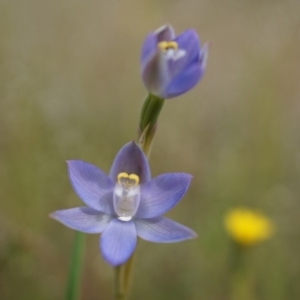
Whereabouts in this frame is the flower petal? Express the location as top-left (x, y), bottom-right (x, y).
top-left (135, 173), bottom-right (192, 218)
top-left (154, 24), bottom-right (175, 42)
top-left (164, 64), bottom-right (202, 98)
top-left (67, 160), bottom-right (114, 215)
top-left (165, 43), bottom-right (208, 98)
top-left (100, 219), bottom-right (137, 266)
top-left (109, 141), bottom-right (151, 184)
top-left (174, 29), bottom-right (200, 68)
top-left (141, 50), bottom-right (169, 97)
top-left (135, 217), bottom-right (197, 242)
top-left (50, 207), bottom-right (112, 233)
top-left (140, 33), bottom-right (156, 64)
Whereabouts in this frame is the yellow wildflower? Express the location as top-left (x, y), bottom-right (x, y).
top-left (225, 208), bottom-right (273, 247)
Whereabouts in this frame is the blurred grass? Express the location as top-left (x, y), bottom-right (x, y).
top-left (1, 0), bottom-right (300, 299)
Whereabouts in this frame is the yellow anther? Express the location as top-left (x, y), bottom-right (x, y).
top-left (117, 172), bottom-right (140, 187)
top-left (157, 41), bottom-right (178, 52)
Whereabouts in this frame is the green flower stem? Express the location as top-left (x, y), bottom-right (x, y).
top-left (138, 94), bottom-right (165, 157)
top-left (113, 249), bottom-right (136, 300)
top-left (229, 242), bottom-right (254, 300)
top-left (113, 93), bottom-right (165, 300)
top-left (65, 232), bottom-right (85, 300)
top-left (114, 266), bottom-right (124, 300)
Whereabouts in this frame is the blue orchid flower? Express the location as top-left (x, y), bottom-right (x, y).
top-left (51, 142), bottom-right (196, 266)
top-left (141, 24), bottom-right (208, 99)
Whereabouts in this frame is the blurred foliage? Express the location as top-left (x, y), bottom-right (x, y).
top-left (1, 0), bottom-right (300, 299)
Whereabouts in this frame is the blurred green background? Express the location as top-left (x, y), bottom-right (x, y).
top-left (1, 0), bottom-right (300, 299)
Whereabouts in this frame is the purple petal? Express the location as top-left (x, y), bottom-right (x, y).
top-left (141, 51), bottom-right (169, 98)
top-left (135, 217), bottom-right (197, 242)
top-left (50, 207), bottom-right (112, 233)
top-left (67, 160), bottom-right (114, 215)
top-left (140, 33), bottom-right (156, 64)
top-left (154, 24), bottom-right (175, 42)
top-left (165, 43), bottom-right (208, 98)
top-left (100, 219), bottom-right (137, 266)
top-left (164, 64), bottom-right (202, 98)
top-left (164, 30), bottom-right (200, 88)
top-left (174, 29), bottom-right (200, 68)
top-left (140, 25), bottom-right (175, 65)
top-left (135, 173), bottom-right (192, 218)
top-left (109, 142), bottom-right (151, 184)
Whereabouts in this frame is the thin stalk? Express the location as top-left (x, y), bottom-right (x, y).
top-left (113, 93), bottom-right (165, 300)
top-left (113, 252), bottom-right (136, 300)
top-left (65, 232), bottom-right (85, 300)
top-left (229, 242), bottom-right (254, 300)
top-left (138, 94), bottom-right (164, 156)
top-left (114, 266), bottom-right (124, 300)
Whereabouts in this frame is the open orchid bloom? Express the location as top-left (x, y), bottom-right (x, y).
top-left (141, 24), bottom-right (208, 99)
top-left (51, 142), bottom-right (196, 266)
